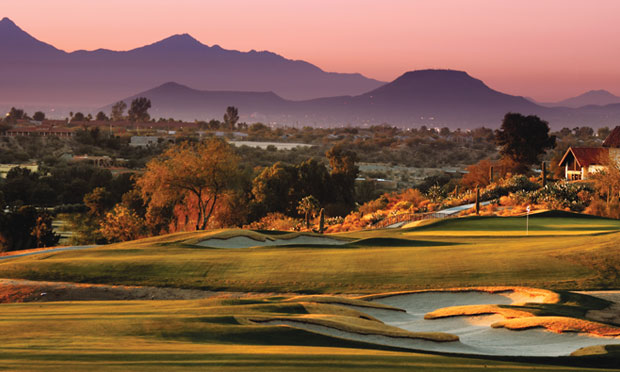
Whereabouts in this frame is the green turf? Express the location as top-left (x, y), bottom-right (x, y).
top-left (1, 215), bottom-right (618, 292)
top-left (0, 298), bottom-right (618, 372)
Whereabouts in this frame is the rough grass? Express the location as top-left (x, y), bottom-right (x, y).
top-left (1, 215), bottom-right (619, 292)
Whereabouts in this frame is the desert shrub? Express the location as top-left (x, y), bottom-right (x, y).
top-left (244, 212), bottom-right (301, 231)
top-left (584, 198), bottom-right (620, 219)
top-left (359, 194), bottom-right (389, 215)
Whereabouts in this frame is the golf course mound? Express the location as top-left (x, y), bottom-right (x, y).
top-left (403, 213), bottom-right (620, 237)
top-left (197, 233), bottom-right (349, 248)
top-left (0, 278), bottom-right (217, 303)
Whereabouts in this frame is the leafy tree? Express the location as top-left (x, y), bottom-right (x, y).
top-left (251, 162), bottom-right (299, 216)
top-left (224, 106), bottom-right (239, 130)
top-left (597, 126), bottom-right (611, 139)
top-left (4, 107), bottom-right (26, 123)
top-left (95, 111), bottom-right (109, 121)
top-left (296, 158), bottom-right (331, 203)
top-left (128, 97), bottom-right (151, 122)
top-left (136, 139), bottom-right (239, 230)
top-left (2, 167), bottom-right (39, 206)
top-left (31, 213), bottom-right (60, 248)
top-left (84, 187), bottom-right (115, 218)
top-left (326, 145), bottom-right (359, 207)
top-left (495, 113), bottom-right (556, 172)
top-left (0, 207), bottom-right (59, 252)
top-left (99, 205), bottom-right (145, 242)
top-left (111, 101), bottom-right (127, 121)
top-left (72, 112), bottom-right (86, 122)
top-left (32, 111), bottom-right (46, 121)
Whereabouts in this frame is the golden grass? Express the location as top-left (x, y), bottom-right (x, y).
top-left (357, 286), bottom-right (560, 304)
top-left (424, 305), bottom-right (534, 320)
top-left (491, 316), bottom-right (620, 337)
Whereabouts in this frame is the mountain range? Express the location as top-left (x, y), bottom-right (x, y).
top-left (0, 17), bottom-right (382, 106)
top-left (111, 70), bottom-right (540, 127)
top-left (534, 90), bottom-right (620, 108)
top-left (2, 17), bottom-right (620, 128)
top-left (111, 70), bottom-right (620, 129)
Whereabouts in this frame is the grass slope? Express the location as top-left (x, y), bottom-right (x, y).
top-left (1, 215), bottom-right (619, 292)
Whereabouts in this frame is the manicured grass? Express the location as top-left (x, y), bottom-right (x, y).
top-left (1, 215), bottom-right (619, 292)
top-left (404, 214), bottom-right (620, 236)
top-left (1, 298), bottom-right (618, 372)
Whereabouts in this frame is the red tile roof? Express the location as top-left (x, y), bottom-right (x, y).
top-left (603, 126), bottom-right (620, 148)
top-left (558, 147), bottom-right (608, 167)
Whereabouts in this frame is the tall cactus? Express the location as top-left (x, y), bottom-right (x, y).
top-left (475, 186), bottom-right (480, 215)
top-left (318, 208), bottom-right (325, 233)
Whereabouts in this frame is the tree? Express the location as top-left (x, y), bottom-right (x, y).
top-left (4, 107), bottom-right (26, 123)
top-left (95, 111), bottom-right (109, 121)
top-left (111, 101), bottom-right (127, 121)
top-left (84, 187), bottom-right (115, 218)
top-left (224, 106), bottom-right (239, 130)
top-left (99, 205), bottom-right (145, 242)
top-left (598, 126), bottom-right (611, 140)
top-left (72, 112), bottom-right (85, 122)
top-left (0, 207), bottom-right (59, 252)
top-left (326, 145), bottom-right (359, 208)
top-left (297, 195), bottom-right (320, 229)
top-left (251, 162), bottom-right (299, 216)
top-left (32, 111), bottom-right (45, 121)
top-left (495, 113), bottom-right (556, 172)
top-left (136, 139), bottom-right (239, 230)
top-left (128, 97), bottom-right (151, 122)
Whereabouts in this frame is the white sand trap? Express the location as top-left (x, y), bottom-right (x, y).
top-left (263, 317), bottom-right (620, 356)
top-left (366, 291), bottom-right (620, 356)
top-left (272, 290), bottom-right (620, 357)
top-left (197, 235), bottom-right (348, 248)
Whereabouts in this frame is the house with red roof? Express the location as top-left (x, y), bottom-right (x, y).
top-left (558, 126), bottom-right (620, 180)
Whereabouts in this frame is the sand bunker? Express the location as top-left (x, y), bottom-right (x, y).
top-left (197, 235), bottom-right (347, 248)
top-left (271, 289), bottom-right (620, 357)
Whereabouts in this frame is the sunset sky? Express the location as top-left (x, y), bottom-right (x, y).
top-left (3, 0), bottom-right (620, 101)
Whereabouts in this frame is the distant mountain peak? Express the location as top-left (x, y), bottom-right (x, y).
top-left (0, 16), bottom-right (62, 54)
top-left (148, 33), bottom-right (204, 48)
top-left (0, 16), bottom-right (23, 32)
top-left (388, 69), bottom-right (480, 85)
top-left (545, 89), bottom-right (620, 108)
top-left (580, 89), bottom-right (616, 97)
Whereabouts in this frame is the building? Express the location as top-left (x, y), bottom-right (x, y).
top-left (558, 126), bottom-right (620, 180)
top-left (129, 136), bottom-right (160, 147)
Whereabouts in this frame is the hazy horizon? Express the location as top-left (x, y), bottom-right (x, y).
top-left (3, 0), bottom-right (620, 102)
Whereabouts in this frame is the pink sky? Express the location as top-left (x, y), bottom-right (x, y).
top-left (3, 0), bottom-right (620, 101)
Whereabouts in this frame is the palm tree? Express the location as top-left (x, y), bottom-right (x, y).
top-left (297, 195), bottom-right (320, 230)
